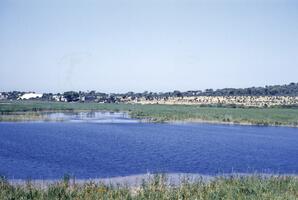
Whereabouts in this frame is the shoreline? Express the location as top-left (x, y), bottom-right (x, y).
top-left (7, 173), bottom-right (298, 187)
top-left (163, 119), bottom-right (298, 128)
top-left (7, 173), bottom-right (209, 187)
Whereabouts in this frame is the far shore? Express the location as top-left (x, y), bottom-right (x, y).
top-left (1, 101), bottom-right (298, 127)
top-left (1, 109), bottom-right (298, 128)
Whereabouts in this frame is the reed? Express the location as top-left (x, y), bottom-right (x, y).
top-left (1, 175), bottom-right (297, 200)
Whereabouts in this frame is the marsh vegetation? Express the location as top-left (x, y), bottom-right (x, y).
top-left (1, 101), bottom-right (298, 126)
top-left (1, 175), bottom-right (297, 200)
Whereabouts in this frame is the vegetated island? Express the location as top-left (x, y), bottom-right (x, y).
top-left (1, 82), bottom-right (298, 126)
top-left (1, 174), bottom-right (298, 199)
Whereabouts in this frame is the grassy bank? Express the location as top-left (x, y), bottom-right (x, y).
top-left (1, 101), bottom-right (298, 126)
top-left (1, 175), bottom-right (297, 200)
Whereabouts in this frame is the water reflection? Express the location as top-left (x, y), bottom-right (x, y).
top-left (44, 111), bottom-right (139, 123)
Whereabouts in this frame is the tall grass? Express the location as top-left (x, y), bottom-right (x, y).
top-left (1, 175), bottom-right (297, 199)
top-left (1, 101), bottom-right (298, 126)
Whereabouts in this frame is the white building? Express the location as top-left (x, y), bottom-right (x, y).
top-left (19, 93), bottom-right (43, 100)
top-left (0, 93), bottom-right (6, 100)
top-left (53, 95), bottom-right (67, 102)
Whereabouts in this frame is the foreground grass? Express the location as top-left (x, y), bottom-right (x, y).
top-left (1, 101), bottom-right (298, 126)
top-left (1, 175), bottom-right (297, 200)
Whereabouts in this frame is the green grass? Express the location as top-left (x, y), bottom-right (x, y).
top-left (1, 175), bottom-right (297, 200)
top-left (1, 101), bottom-right (298, 126)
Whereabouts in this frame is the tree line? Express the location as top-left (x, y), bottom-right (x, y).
top-left (1, 82), bottom-right (298, 102)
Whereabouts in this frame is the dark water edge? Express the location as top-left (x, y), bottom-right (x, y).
top-left (0, 117), bottom-right (298, 180)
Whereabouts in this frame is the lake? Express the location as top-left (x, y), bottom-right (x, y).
top-left (0, 112), bottom-right (298, 179)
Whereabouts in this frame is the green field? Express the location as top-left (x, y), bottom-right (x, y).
top-left (1, 175), bottom-right (297, 200)
top-left (1, 101), bottom-right (298, 126)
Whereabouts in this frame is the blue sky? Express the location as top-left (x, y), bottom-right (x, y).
top-left (0, 0), bottom-right (297, 93)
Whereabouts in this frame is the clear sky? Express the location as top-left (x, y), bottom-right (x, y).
top-left (0, 0), bottom-right (297, 93)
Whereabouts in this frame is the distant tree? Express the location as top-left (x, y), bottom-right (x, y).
top-left (173, 90), bottom-right (182, 97)
top-left (195, 83), bottom-right (298, 96)
top-left (63, 91), bottom-right (79, 102)
top-left (7, 91), bottom-right (23, 100)
top-left (42, 93), bottom-right (53, 101)
top-left (83, 91), bottom-right (96, 102)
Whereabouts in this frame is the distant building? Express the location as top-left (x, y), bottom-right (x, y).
top-left (0, 92), bottom-right (7, 100)
top-left (79, 96), bottom-right (85, 102)
top-left (52, 95), bottom-right (60, 101)
top-left (53, 95), bottom-right (67, 102)
top-left (19, 93), bottom-right (43, 100)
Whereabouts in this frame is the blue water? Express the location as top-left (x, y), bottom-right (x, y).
top-left (0, 121), bottom-right (298, 179)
